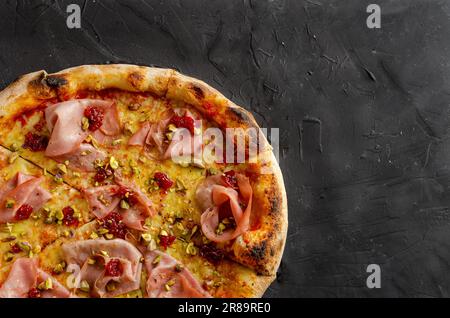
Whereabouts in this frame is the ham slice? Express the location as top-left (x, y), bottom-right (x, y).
top-left (83, 182), bottom-right (154, 231)
top-left (144, 250), bottom-right (210, 298)
top-left (128, 118), bottom-right (170, 155)
top-left (0, 173), bottom-right (51, 223)
top-left (44, 99), bottom-right (120, 171)
top-left (196, 173), bottom-right (253, 243)
top-left (52, 143), bottom-right (106, 172)
top-left (62, 239), bottom-right (142, 298)
top-left (0, 258), bottom-right (70, 298)
top-left (128, 109), bottom-right (202, 163)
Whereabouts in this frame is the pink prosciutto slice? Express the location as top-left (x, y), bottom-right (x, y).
top-left (144, 250), bottom-right (211, 298)
top-left (196, 172), bottom-right (253, 243)
top-left (0, 173), bottom-right (51, 223)
top-left (83, 182), bottom-right (154, 231)
top-left (44, 99), bottom-right (120, 171)
top-left (0, 258), bottom-right (70, 298)
top-left (128, 109), bottom-right (202, 162)
top-left (62, 239), bottom-right (142, 298)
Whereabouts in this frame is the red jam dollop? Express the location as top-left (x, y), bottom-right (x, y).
top-left (22, 132), bottom-right (49, 152)
top-left (84, 106), bottom-right (104, 131)
top-left (62, 206), bottom-right (79, 227)
top-left (153, 172), bottom-right (173, 191)
top-left (170, 115), bottom-right (195, 134)
top-left (104, 259), bottom-right (123, 277)
top-left (14, 204), bottom-right (33, 221)
top-left (101, 211), bottom-right (127, 239)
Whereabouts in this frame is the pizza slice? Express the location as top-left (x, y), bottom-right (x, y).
top-left (0, 146), bottom-right (91, 292)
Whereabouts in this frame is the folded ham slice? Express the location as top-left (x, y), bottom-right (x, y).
top-left (196, 173), bottom-right (253, 243)
top-left (44, 99), bottom-right (120, 171)
top-left (128, 109), bottom-right (202, 163)
top-left (144, 250), bottom-right (211, 298)
top-left (52, 143), bottom-right (106, 172)
top-left (83, 182), bottom-right (155, 231)
top-left (62, 239), bottom-right (142, 298)
top-left (0, 258), bottom-right (70, 298)
top-left (0, 173), bottom-right (51, 223)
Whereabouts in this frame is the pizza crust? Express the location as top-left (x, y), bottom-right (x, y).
top-left (0, 64), bottom-right (288, 297)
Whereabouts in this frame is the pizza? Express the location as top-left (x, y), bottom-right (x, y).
top-left (0, 64), bottom-right (287, 298)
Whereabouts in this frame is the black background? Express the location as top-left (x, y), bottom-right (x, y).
top-left (1, 0), bottom-right (450, 297)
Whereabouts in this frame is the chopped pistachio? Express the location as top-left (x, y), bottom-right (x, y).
top-left (166, 132), bottom-right (174, 140)
top-left (38, 277), bottom-right (53, 290)
top-left (191, 225), bottom-right (198, 236)
top-left (215, 222), bottom-right (226, 235)
top-left (97, 228), bottom-right (109, 235)
top-left (131, 167), bottom-right (140, 176)
top-left (8, 152), bottom-right (19, 164)
top-left (100, 250), bottom-right (109, 257)
top-left (106, 281), bottom-right (117, 292)
top-left (175, 222), bottom-right (184, 231)
top-left (175, 179), bottom-right (187, 192)
top-left (141, 233), bottom-right (152, 242)
top-left (43, 168), bottom-right (47, 176)
top-left (148, 239), bottom-right (157, 251)
top-left (105, 234), bottom-right (114, 240)
top-left (17, 241), bottom-right (31, 253)
top-left (160, 229), bottom-right (168, 237)
top-left (33, 245), bottom-right (41, 254)
top-left (53, 175), bottom-right (63, 184)
top-left (152, 255), bottom-right (161, 265)
top-left (167, 279), bottom-right (176, 287)
top-left (9, 143), bottom-right (19, 152)
top-left (55, 209), bottom-right (64, 221)
top-left (87, 258), bottom-right (96, 265)
top-left (53, 261), bottom-right (66, 274)
top-left (168, 124), bottom-right (177, 132)
top-left (90, 135), bottom-right (100, 149)
top-left (5, 198), bottom-right (15, 209)
top-left (81, 117), bottom-right (90, 131)
top-left (120, 199), bottom-right (130, 210)
top-left (3, 252), bottom-right (14, 262)
top-left (112, 139), bottom-right (122, 146)
top-left (175, 264), bottom-right (184, 272)
top-left (90, 231), bottom-right (99, 239)
top-left (98, 194), bottom-right (110, 206)
top-left (73, 172), bottom-right (81, 177)
top-left (80, 280), bottom-right (90, 292)
top-left (109, 156), bottom-right (119, 170)
top-left (57, 163), bottom-right (67, 174)
top-left (186, 242), bottom-right (197, 256)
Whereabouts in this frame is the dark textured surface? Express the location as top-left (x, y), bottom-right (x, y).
top-left (1, 0), bottom-right (450, 297)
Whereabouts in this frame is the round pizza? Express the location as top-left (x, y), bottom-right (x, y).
top-left (0, 64), bottom-right (287, 298)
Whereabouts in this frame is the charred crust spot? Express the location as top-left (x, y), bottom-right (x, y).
top-left (45, 75), bottom-right (68, 88)
top-left (226, 107), bottom-right (258, 129)
top-left (28, 73), bottom-right (53, 98)
top-left (250, 240), bottom-right (267, 261)
top-left (128, 72), bottom-right (144, 89)
top-left (190, 85), bottom-right (204, 100)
